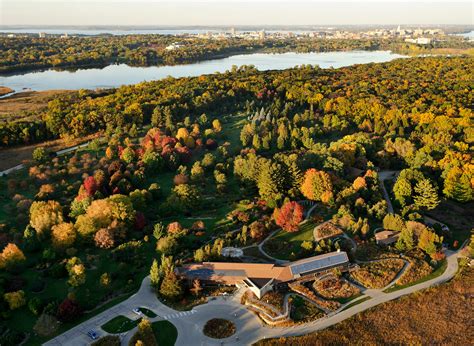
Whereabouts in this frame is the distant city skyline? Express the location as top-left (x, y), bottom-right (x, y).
top-left (1, 1), bottom-right (473, 26)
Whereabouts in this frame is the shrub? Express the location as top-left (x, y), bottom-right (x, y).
top-left (33, 147), bottom-right (48, 162)
top-left (33, 314), bottom-right (59, 337)
top-left (4, 290), bottom-right (26, 310)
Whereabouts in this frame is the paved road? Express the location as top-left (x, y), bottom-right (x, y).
top-left (0, 142), bottom-right (91, 177)
top-left (44, 277), bottom-right (176, 346)
top-left (43, 248), bottom-right (461, 346)
top-left (378, 170), bottom-right (399, 214)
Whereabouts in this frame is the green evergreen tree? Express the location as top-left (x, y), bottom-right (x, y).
top-left (414, 179), bottom-right (440, 210)
top-left (257, 161), bottom-right (289, 208)
top-left (393, 177), bottom-right (412, 207)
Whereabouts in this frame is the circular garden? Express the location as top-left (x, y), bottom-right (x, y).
top-left (203, 318), bottom-right (236, 339)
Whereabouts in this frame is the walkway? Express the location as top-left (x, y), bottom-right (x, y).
top-left (378, 170), bottom-right (399, 214)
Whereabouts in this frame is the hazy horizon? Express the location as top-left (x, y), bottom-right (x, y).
top-left (1, 1), bottom-right (473, 26)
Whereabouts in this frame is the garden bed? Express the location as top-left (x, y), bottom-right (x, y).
top-left (313, 276), bottom-right (361, 300)
top-left (289, 283), bottom-right (340, 311)
top-left (396, 256), bottom-right (433, 286)
top-left (203, 318), bottom-right (236, 339)
top-left (349, 259), bottom-right (405, 289)
top-left (289, 295), bottom-right (325, 323)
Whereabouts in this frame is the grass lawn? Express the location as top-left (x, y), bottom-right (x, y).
top-left (152, 321), bottom-right (178, 346)
top-left (263, 220), bottom-right (317, 260)
top-left (138, 307), bottom-right (157, 318)
top-left (383, 259), bottom-right (448, 293)
top-left (243, 246), bottom-right (270, 261)
top-left (341, 296), bottom-right (371, 311)
top-left (101, 315), bottom-right (140, 334)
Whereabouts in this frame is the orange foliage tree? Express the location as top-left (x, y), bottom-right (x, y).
top-left (273, 201), bottom-right (304, 232)
top-left (300, 169), bottom-right (333, 203)
top-left (0, 243), bottom-right (26, 269)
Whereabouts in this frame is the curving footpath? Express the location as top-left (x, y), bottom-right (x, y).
top-left (43, 247), bottom-right (461, 346)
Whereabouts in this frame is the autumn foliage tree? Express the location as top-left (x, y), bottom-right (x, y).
top-left (57, 298), bottom-right (82, 322)
top-left (301, 169), bottom-right (333, 204)
top-left (29, 200), bottom-right (64, 237)
top-left (83, 176), bottom-right (98, 197)
top-left (274, 201), bottom-right (304, 232)
top-left (94, 228), bottom-right (115, 249)
top-left (51, 223), bottom-right (76, 250)
top-left (0, 243), bottom-right (26, 269)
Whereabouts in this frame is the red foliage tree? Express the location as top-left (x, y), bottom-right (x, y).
top-left (161, 136), bottom-right (177, 148)
top-left (205, 139), bottom-right (218, 150)
top-left (175, 146), bottom-right (191, 163)
top-left (134, 212), bottom-right (146, 231)
top-left (274, 201), bottom-right (304, 232)
top-left (83, 176), bottom-right (98, 197)
top-left (57, 298), bottom-right (82, 322)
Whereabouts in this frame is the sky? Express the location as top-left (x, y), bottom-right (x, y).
top-left (1, 0), bottom-right (473, 26)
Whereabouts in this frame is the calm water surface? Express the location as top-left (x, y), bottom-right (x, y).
top-left (0, 51), bottom-right (407, 91)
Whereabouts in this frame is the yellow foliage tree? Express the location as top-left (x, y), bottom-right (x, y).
top-left (212, 119), bottom-right (222, 132)
top-left (51, 222), bottom-right (77, 249)
top-left (29, 200), bottom-right (64, 237)
top-left (176, 127), bottom-right (190, 141)
top-left (353, 177), bottom-right (367, 191)
top-left (4, 290), bottom-right (26, 310)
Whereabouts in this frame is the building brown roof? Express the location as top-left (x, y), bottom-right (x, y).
top-left (375, 230), bottom-right (400, 240)
top-left (178, 262), bottom-right (293, 285)
top-left (178, 251), bottom-right (350, 284)
top-left (375, 230), bottom-right (400, 245)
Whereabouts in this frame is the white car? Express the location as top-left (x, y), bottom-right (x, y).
top-left (132, 308), bottom-right (142, 316)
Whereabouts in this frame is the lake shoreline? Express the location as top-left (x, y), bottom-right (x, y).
top-left (0, 50), bottom-right (408, 91)
top-left (0, 46), bottom-right (265, 76)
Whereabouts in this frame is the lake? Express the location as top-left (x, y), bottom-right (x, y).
top-left (453, 30), bottom-right (474, 40)
top-left (0, 51), bottom-right (407, 91)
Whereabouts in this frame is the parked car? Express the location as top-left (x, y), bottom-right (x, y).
top-left (132, 308), bottom-right (142, 316)
top-left (87, 330), bottom-right (98, 340)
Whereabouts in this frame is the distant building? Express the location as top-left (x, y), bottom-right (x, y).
top-left (230, 27), bottom-right (236, 36)
top-left (375, 230), bottom-right (400, 246)
top-left (259, 29), bottom-right (266, 40)
top-left (38, 32), bottom-right (46, 38)
top-left (405, 37), bottom-right (432, 45)
top-left (177, 251), bottom-right (350, 298)
top-left (60, 33), bottom-right (69, 39)
top-left (165, 42), bottom-right (183, 50)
